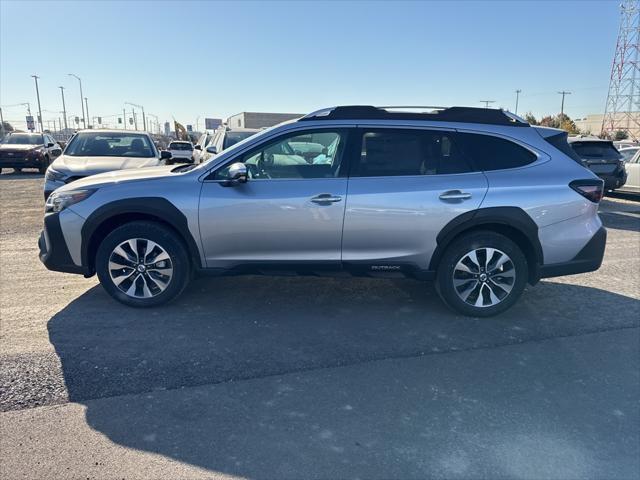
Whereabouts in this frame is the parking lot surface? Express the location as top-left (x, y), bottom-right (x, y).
top-left (1, 170), bottom-right (639, 479)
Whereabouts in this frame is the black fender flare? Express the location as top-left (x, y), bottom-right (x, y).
top-left (428, 206), bottom-right (543, 278)
top-left (80, 197), bottom-right (202, 271)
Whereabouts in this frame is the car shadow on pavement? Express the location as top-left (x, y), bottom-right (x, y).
top-left (46, 276), bottom-right (640, 478)
top-left (600, 210), bottom-right (640, 233)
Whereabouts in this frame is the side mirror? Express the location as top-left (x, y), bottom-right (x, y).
top-left (160, 150), bottom-right (172, 160)
top-left (194, 144), bottom-right (202, 150)
top-left (47, 142), bottom-right (55, 148)
top-left (206, 145), bottom-right (218, 155)
top-left (225, 162), bottom-right (248, 186)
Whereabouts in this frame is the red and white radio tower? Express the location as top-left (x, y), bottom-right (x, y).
top-left (602, 0), bottom-right (640, 139)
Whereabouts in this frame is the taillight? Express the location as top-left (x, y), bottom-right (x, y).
top-left (570, 180), bottom-right (604, 203)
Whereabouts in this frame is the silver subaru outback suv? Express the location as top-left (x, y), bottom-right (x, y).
top-left (39, 106), bottom-right (606, 317)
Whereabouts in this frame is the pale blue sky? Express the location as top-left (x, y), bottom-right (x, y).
top-left (0, 0), bottom-right (621, 130)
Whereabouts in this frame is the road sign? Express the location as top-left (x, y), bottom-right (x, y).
top-left (186, 124), bottom-right (193, 132)
top-left (26, 116), bottom-right (34, 131)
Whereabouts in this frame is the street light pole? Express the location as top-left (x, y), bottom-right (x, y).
top-left (84, 97), bottom-right (90, 129)
top-left (68, 74), bottom-right (85, 129)
top-left (31, 75), bottom-right (44, 133)
top-left (125, 102), bottom-right (146, 131)
top-left (123, 108), bottom-right (127, 130)
top-left (58, 86), bottom-right (68, 132)
top-left (515, 89), bottom-right (522, 115)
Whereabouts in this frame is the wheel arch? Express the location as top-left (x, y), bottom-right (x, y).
top-left (81, 197), bottom-right (202, 275)
top-left (429, 207), bottom-right (543, 284)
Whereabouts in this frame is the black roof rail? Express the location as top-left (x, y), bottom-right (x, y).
top-left (299, 105), bottom-right (529, 127)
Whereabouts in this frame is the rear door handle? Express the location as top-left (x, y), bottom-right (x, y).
top-left (439, 190), bottom-right (472, 200)
top-left (311, 194), bottom-right (342, 204)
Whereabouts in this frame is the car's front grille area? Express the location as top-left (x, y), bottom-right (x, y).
top-left (64, 176), bottom-right (86, 184)
top-left (0, 151), bottom-right (28, 162)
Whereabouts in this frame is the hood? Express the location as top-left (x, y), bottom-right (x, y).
top-left (0, 144), bottom-right (41, 152)
top-left (55, 164), bottom-right (178, 191)
top-left (51, 154), bottom-right (160, 175)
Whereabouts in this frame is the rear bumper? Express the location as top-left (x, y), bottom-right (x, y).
top-left (39, 213), bottom-right (89, 275)
top-left (595, 169), bottom-right (627, 191)
top-left (539, 227), bottom-right (606, 279)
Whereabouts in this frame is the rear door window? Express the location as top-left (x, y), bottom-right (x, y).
top-left (352, 129), bottom-right (473, 177)
top-left (456, 133), bottom-right (537, 171)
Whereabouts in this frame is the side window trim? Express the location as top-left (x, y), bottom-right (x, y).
top-left (204, 127), bottom-right (355, 182)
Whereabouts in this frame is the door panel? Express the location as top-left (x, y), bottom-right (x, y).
top-left (342, 173), bottom-right (488, 269)
top-left (199, 178), bottom-right (348, 268)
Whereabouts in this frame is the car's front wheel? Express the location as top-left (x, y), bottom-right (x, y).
top-left (436, 231), bottom-right (527, 317)
top-left (96, 221), bottom-right (191, 307)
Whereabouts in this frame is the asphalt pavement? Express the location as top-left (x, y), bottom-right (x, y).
top-left (0, 170), bottom-right (639, 479)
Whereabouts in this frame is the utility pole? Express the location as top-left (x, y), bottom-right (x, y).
top-left (558, 90), bottom-right (571, 119)
top-left (68, 74), bottom-right (85, 129)
top-left (123, 108), bottom-right (127, 130)
top-left (31, 75), bottom-right (44, 133)
top-left (479, 100), bottom-right (496, 108)
top-left (58, 86), bottom-right (68, 132)
top-left (125, 102), bottom-right (146, 131)
top-left (515, 89), bottom-right (522, 114)
top-left (132, 108), bottom-right (138, 130)
top-left (84, 97), bottom-right (90, 128)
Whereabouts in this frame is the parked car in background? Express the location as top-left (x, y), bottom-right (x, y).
top-left (166, 141), bottom-right (194, 164)
top-left (197, 127), bottom-right (259, 163)
top-left (618, 146), bottom-right (639, 162)
top-left (618, 149), bottom-right (640, 194)
top-left (613, 140), bottom-right (638, 150)
top-left (39, 105), bottom-right (607, 317)
top-left (192, 132), bottom-right (212, 164)
top-left (568, 137), bottom-right (627, 191)
top-left (44, 130), bottom-right (161, 200)
top-left (0, 132), bottom-right (62, 174)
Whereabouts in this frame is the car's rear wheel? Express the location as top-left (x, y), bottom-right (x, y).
top-left (436, 231), bottom-right (527, 317)
top-left (96, 221), bottom-right (191, 307)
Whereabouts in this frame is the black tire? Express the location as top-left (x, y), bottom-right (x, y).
top-left (436, 230), bottom-right (528, 317)
top-left (96, 221), bottom-right (191, 307)
top-left (38, 156), bottom-right (49, 174)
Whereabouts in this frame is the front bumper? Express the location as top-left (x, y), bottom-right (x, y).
top-left (39, 212), bottom-right (89, 275)
top-left (539, 226), bottom-right (607, 279)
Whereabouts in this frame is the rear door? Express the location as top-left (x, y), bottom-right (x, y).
top-left (342, 127), bottom-right (488, 271)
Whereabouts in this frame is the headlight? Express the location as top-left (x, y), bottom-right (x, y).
top-left (45, 189), bottom-right (96, 213)
top-left (45, 168), bottom-right (66, 182)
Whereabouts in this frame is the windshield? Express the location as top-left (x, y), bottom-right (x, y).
top-left (2, 134), bottom-right (44, 145)
top-left (223, 131), bottom-right (257, 149)
top-left (571, 142), bottom-right (621, 161)
top-left (65, 132), bottom-right (156, 157)
top-left (169, 142), bottom-right (193, 151)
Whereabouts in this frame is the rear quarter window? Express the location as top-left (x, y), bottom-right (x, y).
top-left (456, 133), bottom-right (537, 171)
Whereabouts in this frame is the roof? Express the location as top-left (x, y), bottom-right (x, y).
top-left (298, 105), bottom-right (529, 127)
top-left (74, 129), bottom-right (151, 135)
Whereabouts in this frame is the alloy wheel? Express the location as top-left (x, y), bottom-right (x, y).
top-left (452, 247), bottom-right (516, 308)
top-left (108, 238), bottom-right (173, 298)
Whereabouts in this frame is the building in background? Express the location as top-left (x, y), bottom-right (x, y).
top-left (575, 112), bottom-right (640, 138)
top-left (205, 118), bottom-right (222, 130)
top-left (164, 122), bottom-right (170, 136)
top-left (226, 111), bottom-right (302, 129)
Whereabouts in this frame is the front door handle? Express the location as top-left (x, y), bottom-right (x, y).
top-left (311, 193), bottom-right (342, 204)
top-left (439, 190), bottom-right (472, 201)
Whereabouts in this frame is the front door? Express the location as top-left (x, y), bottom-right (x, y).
top-left (342, 127), bottom-right (488, 271)
top-left (198, 128), bottom-right (351, 269)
